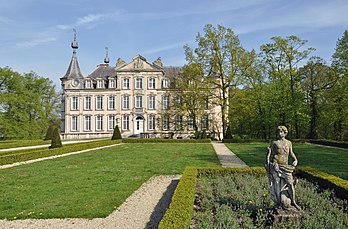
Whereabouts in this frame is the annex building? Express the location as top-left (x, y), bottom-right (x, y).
top-left (60, 33), bottom-right (222, 139)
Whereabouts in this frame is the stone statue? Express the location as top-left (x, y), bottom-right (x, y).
top-left (265, 126), bottom-right (301, 211)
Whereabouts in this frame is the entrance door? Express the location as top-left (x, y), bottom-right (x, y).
top-left (134, 116), bottom-right (144, 135)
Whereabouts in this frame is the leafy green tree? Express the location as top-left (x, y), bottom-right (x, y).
top-left (0, 67), bottom-right (59, 139)
top-left (260, 36), bottom-right (314, 138)
top-left (299, 57), bottom-right (337, 139)
top-left (111, 125), bottom-right (122, 140)
top-left (184, 24), bottom-right (256, 137)
top-left (49, 126), bottom-right (62, 149)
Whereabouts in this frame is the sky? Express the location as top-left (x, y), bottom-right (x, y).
top-left (1, 0), bottom-right (347, 87)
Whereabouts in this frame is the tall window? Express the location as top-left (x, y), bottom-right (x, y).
top-left (148, 78), bottom-right (155, 89)
top-left (109, 80), bottom-right (116, 88)
top-left (175, 115), bottom-right (183, 131)
top-left (135, 96), bottom-right (143, 108)
top-left (97, 80), bottom-right (104, 88)
top-left (108, 96), bottom-right (115, 110)
top-left (71, 97), bottom-right (78, 110)
top-left (71, 116), bottom-right (78, 131)
top-left (188, 116), bottom-right (194, 130)
top-left (84, 116), bottom-right (91, 131)
top-left (84, 96), bottom-right (92, 110)
top-left (108, 115), bottom-right (115, 130)
top-left (201, 115), bottom-right (209, 130)
top-left (122, 115), bottom-right (129, 130)
top-left (148, 96), bottom-right (155, 110)
top-left (135, 78), bottom-right (143, 89)
top-left (96, 96), bottom-right (103, 110)
top-left (162, 79), bottom-right (169, 88)
top-left (96, 115), bottom-right (103, 131)
top-left (162, 95), bottom-right (169, 109)
top-left (123, 78), bottom-right (130, 89)
top-left (122, 95), bottom-right (130, 109)
top-left (85, 80), bottom-right (92, 89)
top-left (148, 115), bottom-right (156, 130)
top-left (162, 116), bottom-right (169, 130)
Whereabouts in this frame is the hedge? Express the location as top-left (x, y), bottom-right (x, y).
top-left (308, 139), bottom-right (348, 149)
top-left (222, 139), bottom-right (271, 143)
top-left (122, 138), bottom-right (211, 143)
top-left (296, 166), bottom-right (348, 200)
top-left (0, 140), bottom-right (48, 150)
top-left (159, 166), bottom-right (348, 228)
top-left (0, 139), bottom-right (121, 165)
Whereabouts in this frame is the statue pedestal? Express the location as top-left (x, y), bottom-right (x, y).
top-left (272, 208), bottom-right (302, 225)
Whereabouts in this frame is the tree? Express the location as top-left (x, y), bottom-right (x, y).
top-left (260, 36), bottom-right (314, 138)
top-left (49, 126), bottom-right (62, 149)
top-left (184, 24), bottom-right (256, 137)
top-left (299, 57), bottom-right (337, 139)
top-left (111, 125), bottom-right (122, 140)
top-left (0, 67), bottom-right (59, 139)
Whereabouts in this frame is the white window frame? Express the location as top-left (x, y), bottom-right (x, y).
top-left (108, 96), bottom-right (115, 110)
top-left (122, 115), bottom-right (129, 130)
top-left (135, 96), bottom-right (142, 108)
top-left (71, 116), bottom-right (78, 131)
top-left (148, 78), bottom-right (155, 89)
top-left (162, 79), bottom-right (169, 88)
top-left (108, 115), bottom-right (115, 130)
top-left (96, 115), bottom-right (103, 131)
top-left (123, 78), bottom-right (130, 89)
top-left (96, 96), bottom-right (103, 110)
top-left (85, 80), bottom-right (92, 89)
top-left (162, 95), bottom-right (169, 109)
top-left (135, 78), bottom-right (143, 89)
top-left (84, 96), bottom-right (92, 110)
top-left (71, 96), bottom-right (78, 110)
top-left (175, 115), bottom-right (183, 131)
top-left (148, 96), bottom-right (155, 110)
top-left (97, 80), bottom-right (104, 89)
top-left (84, 116), bottom-right (91, 131)
top-left (122, 95), bottom-right (130, 110)
top-left (148, 115), bottom-right (156, 130)
top-left (162, 116), bottom-right (169, 131)
top-left (109, 80), bottom-right (115, 88)
top-left (188, 116), bottom-right (194, 130)
top-left (201, 115), bottom-right (209, 130)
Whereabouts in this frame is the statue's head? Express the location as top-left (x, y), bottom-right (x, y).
top-left (276, 126), bottom-right (288, 139)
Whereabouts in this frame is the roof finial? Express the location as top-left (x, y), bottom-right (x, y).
top-left (71, 29), bottom-right (78, 50)
top-left (104, 47), bottom-right (110, 64)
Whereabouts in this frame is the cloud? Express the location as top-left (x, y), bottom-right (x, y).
top-left (15, 37), bottom-right (57, 48)
top-left (142, 41), bottom-right (190, 55)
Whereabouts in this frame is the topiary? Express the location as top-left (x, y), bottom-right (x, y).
top-left (223, 125), bottom-right (232, 139)
top-left (49, 127), bottom-right (62, 149)
top-left (111, 125), bottom-right (122, 140)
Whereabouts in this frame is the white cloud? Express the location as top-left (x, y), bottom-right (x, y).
top-left (15, 37), bottom-right (57, 48)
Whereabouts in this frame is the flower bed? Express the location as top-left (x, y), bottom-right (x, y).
top-left (159, 167), bottom-right (348, 228)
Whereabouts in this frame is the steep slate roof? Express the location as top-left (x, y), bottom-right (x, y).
top-left (61, 52), bottom-right (84, 80)
top-left (87, 63), bottom-right (117, 80)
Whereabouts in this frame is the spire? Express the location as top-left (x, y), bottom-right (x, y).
top-left (104, 47), bottom-right (110, 64)
top-left (61, 29), bottom-right (84, 80)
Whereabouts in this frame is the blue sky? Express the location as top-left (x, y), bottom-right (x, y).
top-left (1, 0), bottom-right (347, 87)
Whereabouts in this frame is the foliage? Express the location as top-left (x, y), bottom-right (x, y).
top-left (225, 142), bottom-right (348, 180)
top-left (49, 127), bottom-right (62, 149)
top-left (111, 125), bottom-right (122, 140)
top-left (0, 143), bottom-right (219, 219)
top-left (44, 121), bottom-right (60, 141)
top-left (0, 67), bottom-right (59, 139)
top-left (0, 139), bottom-right (121, 165)
top-left (122, 138), bottom-right (211, 143)
top-left (0, 139), bottom-right (47, 149)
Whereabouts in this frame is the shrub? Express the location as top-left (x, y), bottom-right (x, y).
top-left (111, 125), bottom-right (122, 140)
top-left (49, 127), bottom-right (62, 149)
top-left (122, 138), bottom-right (211, 143)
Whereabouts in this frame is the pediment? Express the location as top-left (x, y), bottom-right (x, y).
top-left (116, 55), bottom-right (162, 72)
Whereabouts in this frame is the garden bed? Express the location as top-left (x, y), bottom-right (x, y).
top-left (159, 167), bottom-right (348, 229)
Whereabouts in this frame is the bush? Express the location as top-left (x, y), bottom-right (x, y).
top-left (222, 139), bottom-right (271, 143)
top-left (122, 138), bottom-right (211, 143)
top-left (49, 127), bottom-right (62, 149)
top-left (111, 125), bottom-right (122, 140)
top-left (309, 139), bottom-right (348, 149)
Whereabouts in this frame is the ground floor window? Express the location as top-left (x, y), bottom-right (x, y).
top-left (96, 115), bottom-right (103, 131)
top-left (162, 116), bottom-right (169, 130)
top-left (84, 116), bottom-right (91, 131)
top-left (71, 116), bottom-right (78, 131)
top-left (148, 115), bottom-right (156, 130)
top-left (122, 115), bottom-right (129, 130)
top-left (108, 115), bottom-right (115, 130)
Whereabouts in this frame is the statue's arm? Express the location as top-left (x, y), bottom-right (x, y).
top-left (266, 144), bottom-right (272, 164)
top-left (289, 141), bottom-right (298, 166)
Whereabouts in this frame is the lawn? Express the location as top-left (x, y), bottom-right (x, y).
top-left (0, 143), bottom-right (220, 220)
top-left (225, 143), bottom-right (348, 180)
top-left (0, 139), bottom-right (48, 150)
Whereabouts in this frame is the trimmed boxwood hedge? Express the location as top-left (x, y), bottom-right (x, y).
top-left (122, 138), bottom-right (211, 143)
top-left (308, 139), bottom-right (348, 149)
top-left (0, 139), bottom-right (122, 165)
top-left (159, 166), bottom-right (348, 228)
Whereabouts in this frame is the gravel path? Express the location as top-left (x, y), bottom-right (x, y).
top-left (0, 175), bottom-right (181, 229)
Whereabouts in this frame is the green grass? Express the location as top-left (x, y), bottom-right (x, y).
top-left (0, 139), bottom-right (48, 150)
top-left (0, 143), bottom-right (220, 220)
top-left (225, 143), bottom-right (348, 180)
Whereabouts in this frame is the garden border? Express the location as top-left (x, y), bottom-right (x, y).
top-left (159, 166), bottom-right (348, 229)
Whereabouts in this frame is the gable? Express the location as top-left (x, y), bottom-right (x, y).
top-left (116, 55), bottom-right (163, 72)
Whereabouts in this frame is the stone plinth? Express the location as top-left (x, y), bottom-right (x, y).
top-left (271, 208), bottom-right (302, 225)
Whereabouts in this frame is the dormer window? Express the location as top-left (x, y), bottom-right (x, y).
top-left (109, 80), bottom-right (116, 88)
top-left (97, 80), bottom-right (104, 89)
top-left (85, 80), bottom-right (92, 89)
top-left (162, 79), bottom-right (169, 88)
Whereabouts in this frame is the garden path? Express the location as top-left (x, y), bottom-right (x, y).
top-left (211, 141), bottom-right (249, 167)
